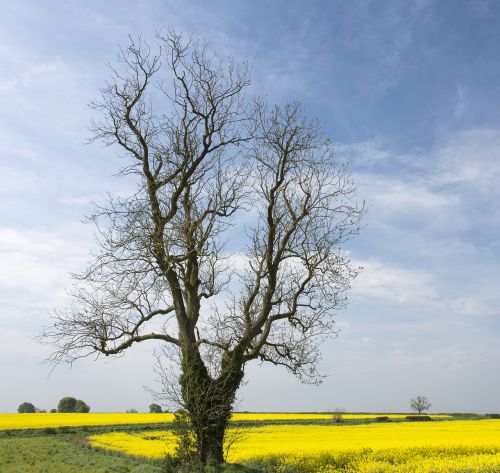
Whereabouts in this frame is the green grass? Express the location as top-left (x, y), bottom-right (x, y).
top-left (0, 435), bottom-right (162, 473)
top-left (0, 432), bottom-right (258, 473)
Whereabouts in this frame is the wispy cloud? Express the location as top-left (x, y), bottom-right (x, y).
top-left (352, 258), bottom-right (438, 304)
top-left (0, 226), bottom-right (90, 311)
top-left (453, 85), bottom-right (466, 120)
top-left (343, 126), bottom-right (500, 321)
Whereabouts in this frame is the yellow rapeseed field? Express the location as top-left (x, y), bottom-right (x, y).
top-left (89, 420), bottom-right (500, 472)
top-left (0, 412), bottom-right (174, 430)
top-left (0, 412), bottom-right (450, 430)
top-left (89, 431), bottom-right (174, 459)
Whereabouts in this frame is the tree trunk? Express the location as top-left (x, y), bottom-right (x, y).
top-left (198, 420), bottom-right (226, 464)
top-left (180, 348), bottom-right (244, 465)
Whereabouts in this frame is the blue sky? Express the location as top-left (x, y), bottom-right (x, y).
top-left (1, 0), bottom-right (500, 413)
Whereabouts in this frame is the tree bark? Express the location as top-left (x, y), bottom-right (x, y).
top-left (199, 421), bottom-right (226, 464)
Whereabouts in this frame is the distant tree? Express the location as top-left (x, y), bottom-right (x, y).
top-left (58, 397), bottom-right (90, 413)
top-left (75, 399), bottom-right (90, 413)
top-left (50, 409), bottom-right (57, 413)
top-left (126, 408), bottom-right (138, 413)
top-left (331, 406), bottom-right (345, 423)
top-left (18, 402), bottom-right (36, 413)
top-left (58, 397), bottom-right (77, 413)
top-left (149, 403), bottom-right (162, 413)
top-left (410, 396), bottom-right (431, 414)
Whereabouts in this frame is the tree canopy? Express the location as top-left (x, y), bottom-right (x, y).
top-left (57, 397), bottom-right (90, 413)
top-left (410, 396), bottom-right (431, 414)
top-left (17, 402), bottom-right (36, 413)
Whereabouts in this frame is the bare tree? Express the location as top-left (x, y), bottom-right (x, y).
top-left (410, 396), bottom-right (431, 414)
top-left (42, 31), bottom-right (364, 464)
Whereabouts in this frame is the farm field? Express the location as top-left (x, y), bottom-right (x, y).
top-left (1, 413), bottom-right (499, 472)
top-left (0, 412), bottom-right (453, 431)
top-left (89, 420), bottom-right (500, 471)
top-left (0, 412), bottom-right (175, 431)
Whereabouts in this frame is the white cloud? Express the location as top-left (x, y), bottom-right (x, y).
top-left (431, 128), bottom-right (500, 193)
top-left (357, 174), bottom-right (459, 216)
top-left (0, 45), bottom-right (92, 139)
top-left (341, 128), bottom-right (500, 243)
top-left (0, 226), bottom-right (91, 311)
top-left (352, 255), bottom-right (500, 318)
top-left (336, 141), bottom-right (393, 166)
top-left (444, 296), bottom-right (499, 318)
top-left (385, 344), bottom-right (471, 372)
top-left (352, 258), bottom-right (437, 304)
